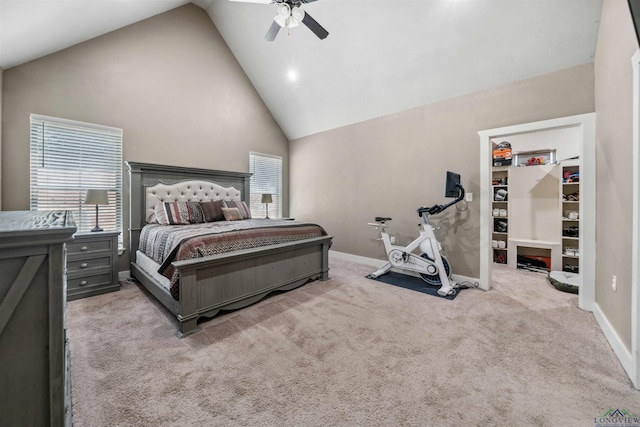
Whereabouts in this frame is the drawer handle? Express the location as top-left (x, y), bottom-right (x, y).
top-left (79, 280), bottom-right (88, 286)
top-left (80, 263), bottom-right (89, 268)
top-left (80, 246), bottom-right (89, 251)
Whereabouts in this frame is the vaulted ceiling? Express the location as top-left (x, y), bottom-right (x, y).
top-left (0, 0), bottom-right (603, 139)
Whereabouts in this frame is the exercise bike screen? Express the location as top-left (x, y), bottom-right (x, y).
top-left (445, 171), bottom-right (461, 198)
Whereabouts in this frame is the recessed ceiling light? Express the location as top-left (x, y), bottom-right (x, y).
top-left (287, 69), bottom-right (298, 82)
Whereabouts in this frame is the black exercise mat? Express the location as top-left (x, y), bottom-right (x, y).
top-left (366, 271), bottom-right (461, 300)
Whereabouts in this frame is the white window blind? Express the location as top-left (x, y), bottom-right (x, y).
top-left (249, 152), bottom-right (282, 219)
top-left (30, 114), bottom-right (123, 241)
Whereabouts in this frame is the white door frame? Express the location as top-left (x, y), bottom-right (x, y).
top-left (478, 113), bottom-right (596, 313)
top-left (630, 49), bottom-right (640, 389)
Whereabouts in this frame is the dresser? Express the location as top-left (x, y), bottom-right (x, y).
top-left (0, 210), bottom-right (76, 427)
top-left (67, 230), bottom-right (120, 301)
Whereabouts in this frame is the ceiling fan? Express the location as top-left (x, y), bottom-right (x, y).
top-left (229, 0), bottom-right (329, 41)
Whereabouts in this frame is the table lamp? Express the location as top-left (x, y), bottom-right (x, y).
top-left (84, 189), bottom-right (109, 232)
top-left (261, 193), bottom-right (273, 219)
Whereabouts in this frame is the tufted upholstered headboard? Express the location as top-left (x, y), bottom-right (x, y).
top-left (144, 180), bottom-right (242, 224)
top-left (126, 161), bottom-right (252, 263)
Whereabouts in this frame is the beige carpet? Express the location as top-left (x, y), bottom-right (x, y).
top-left (67, 259), bottom-right (639, 426)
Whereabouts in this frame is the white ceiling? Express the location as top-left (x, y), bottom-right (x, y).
top-left (0, 0), bottom-right (603, 140)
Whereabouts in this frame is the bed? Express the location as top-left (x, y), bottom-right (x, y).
top-left (126, 161), bottom-right (332, 336)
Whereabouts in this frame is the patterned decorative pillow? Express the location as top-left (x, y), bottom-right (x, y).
top-left (186, 201), bottom-right (205, 223)
top-left (200, 200), bottom-right (226, 222)
top-left (155, 201), bottom-right (204, 225)
top-left (221, 207), bottom-right (243, 221)
top-left (224, 200), bottom-right (251, 219)
top-left (147, 212), bottom-right (158, 224)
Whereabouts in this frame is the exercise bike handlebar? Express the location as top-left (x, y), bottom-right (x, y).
top-left (417, 184), bottom-right (465, 217)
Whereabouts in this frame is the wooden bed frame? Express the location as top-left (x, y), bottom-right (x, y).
top-left (126, 161), bottom-right (332, 336)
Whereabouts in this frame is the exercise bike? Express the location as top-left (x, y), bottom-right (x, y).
top-left (367, 173), bottom-right (465, 296)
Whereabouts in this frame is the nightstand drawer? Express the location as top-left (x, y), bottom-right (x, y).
top-left (67, 255), bottom-right (112, 272)
top-left (67, 272), bottom-right (113, 291)
top-left (67, 238), bottom-right (113, 255)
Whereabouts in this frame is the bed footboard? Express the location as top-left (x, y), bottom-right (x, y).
top-left (132, 235), bottom-right (331, 337)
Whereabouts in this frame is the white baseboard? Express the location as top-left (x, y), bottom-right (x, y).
top-left (329, 250), bottom-right (481, 287)
top-left (592, 302), bottom-right (635, 385)
top-left (118, 270), bottom-right (131, 282)
top-left (329, 250), bottom-right (386, 267)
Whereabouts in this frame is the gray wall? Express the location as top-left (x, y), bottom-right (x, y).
top-left (1, 4), bottom-right (289, 272)
top-left (290, 64), bottom-right (594, 280)
top-left (594, 0), bottom-right (636, 350)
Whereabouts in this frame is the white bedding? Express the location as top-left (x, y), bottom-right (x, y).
top-left (135, 250), bottom-right (171, 293)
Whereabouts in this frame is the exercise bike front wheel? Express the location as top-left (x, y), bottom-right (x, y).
top-left (419, 254), bottom-right (451, 286)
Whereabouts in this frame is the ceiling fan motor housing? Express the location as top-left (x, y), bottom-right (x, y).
top-left (231, 0), bottom-right (328, 41)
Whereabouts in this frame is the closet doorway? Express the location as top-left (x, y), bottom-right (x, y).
top-left (478, 113), bottom-right (596, 312)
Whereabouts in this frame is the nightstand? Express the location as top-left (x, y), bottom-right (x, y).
top-left (66, 230), bottom-right (120, 301)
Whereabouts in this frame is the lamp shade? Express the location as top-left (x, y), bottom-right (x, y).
top-left (84, 189), bottom-right (109, 205)
top-left (261, 194), bottom-right (273, 204)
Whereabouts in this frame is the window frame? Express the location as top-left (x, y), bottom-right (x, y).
top-left (249, 152), bottom-right (283, 219)
top-left (29, 114), bottom-right (123, 245)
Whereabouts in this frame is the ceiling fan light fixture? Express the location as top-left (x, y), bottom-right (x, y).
top-left (277, 3), bottom-right (291, 18)
top-left (274, 15), bottom-right (299, 28)
top-left (291, 6), bottom-right (305, 23)
top-left (274, 3), bottom-right (291, 27)
top-left (274, 4), bottom-right (303, 28)
top-left (287, 17), bottom-right (300, 28)
top-left (274, 14), bottom-right (287, 27)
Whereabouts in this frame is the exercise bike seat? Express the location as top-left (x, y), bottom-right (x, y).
top-left (375, 217), bottom-right (392, 223)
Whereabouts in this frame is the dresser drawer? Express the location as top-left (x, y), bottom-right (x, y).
top-left (67, 238), bottom-right (113, 255)
top-left (67, 255), bottom-right (112, 272)
top-left (67, 272), bottom-right (113, 291)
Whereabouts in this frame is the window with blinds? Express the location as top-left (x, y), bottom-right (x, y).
top-left (249, 152), bottom-right (282, 219)
top-left (30, 114), bottom-right (123, 242)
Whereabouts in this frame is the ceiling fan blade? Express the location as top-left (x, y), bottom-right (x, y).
top-left (265, 20), bottom-right (281, 41)
top-left (301, 11), bottom-right (329, 40)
